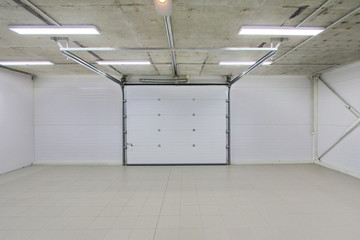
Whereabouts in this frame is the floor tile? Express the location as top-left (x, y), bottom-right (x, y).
top-left (0, 165), bottom-right (360, 240)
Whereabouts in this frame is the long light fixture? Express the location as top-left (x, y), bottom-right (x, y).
top-left (140, 78), bottom-right (188, 83)
top-left (96, 61), bottom-right (151, 65)
top-left (9, 25), bottom-right (100, 35)
top-left (58, 47), bottom-right (278, 51)
top-left (219, 61), bottom-right (273, 65)
top-left (0, 61), bottom-right (54, 65)
top-left (239, 26), bottom-right (324, 36)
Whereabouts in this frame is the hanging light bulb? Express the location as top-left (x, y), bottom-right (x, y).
top-left (154, 0), bottom-right (172, 16)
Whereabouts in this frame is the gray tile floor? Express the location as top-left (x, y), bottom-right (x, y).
top-left (0, 164), bottom-right (360, 240)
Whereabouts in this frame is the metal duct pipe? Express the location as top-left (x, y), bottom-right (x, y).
top-left (139, 78), bottom-right (188, 83)
top-left (164, 16), bottom-right (178, 76)
top-left (61, 50), bottom-right (123, 85)
top-left (229, 49), bottom-right (277, 85)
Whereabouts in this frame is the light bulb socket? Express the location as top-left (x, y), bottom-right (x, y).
top-left (154, 0), bottom-right (173, 16)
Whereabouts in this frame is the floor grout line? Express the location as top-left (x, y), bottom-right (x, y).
top-left (152, 167), bottom-right (172, 240)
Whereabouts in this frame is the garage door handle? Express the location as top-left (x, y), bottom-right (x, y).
top-left (126, 143), bottom-right (133, 147)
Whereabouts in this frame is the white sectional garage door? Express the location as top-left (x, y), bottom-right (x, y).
top-left (124, 85), bottom-right (228, 165)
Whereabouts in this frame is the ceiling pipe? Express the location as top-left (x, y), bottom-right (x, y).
top-left (13, 0), bottom-right (61, 26)
top-left (274, 5), bottom-right (360, 64)
top-left (164, 16), bottom-right (178, 76)
top-left (296, 0), bottom-right (333, 27)
top-left (61, 50), bottom-right (123, 85)
top-left (229, 46), bottom-right (279, 86)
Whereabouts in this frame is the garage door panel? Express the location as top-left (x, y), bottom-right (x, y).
top-left (127, 145), bottom-right (226, 164)
top-left (126, 100), bottom-right (226, 115)
top-left (127, 115), bottom-right (226, 129)
top-left (127, 129), bottom-right (226, 145)
top-left (125, 86), bottom-right (228, 164)
top-left (126, 86), bottom-right (227, 100)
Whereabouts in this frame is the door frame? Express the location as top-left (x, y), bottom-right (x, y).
top-left (121, 83), bottom-right (231, 165)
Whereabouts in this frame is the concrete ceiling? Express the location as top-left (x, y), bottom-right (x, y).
top-left (0, 0), bottom-right (359, 78)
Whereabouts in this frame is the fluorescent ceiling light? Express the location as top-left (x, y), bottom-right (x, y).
top-left (58, 47), bottom-right (279, 51)
top-left (9, 25), bottom-right (100, 35)
top-left (0, 61), bottom-right (54, 66)
top-left (239, 26), bottom-right (324, 36)
top-left (219, 61), bottom-right (273, 66)
top-left (96, 61), bottom-right (151, 65)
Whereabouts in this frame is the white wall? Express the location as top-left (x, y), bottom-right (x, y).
top-left (319, 61), bottom-right (360, 176)
top-left (0, 68), bottom-right (34, 174)
top-left (34, 75), bottom-right (122, 164)
top-left (33, 74), bottom-right (313, 165)
top-left (230, 75), bottom-right (312, 163)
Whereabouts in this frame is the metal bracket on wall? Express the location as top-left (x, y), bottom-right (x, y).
top-left (316, 75), bottom-right (360, 160)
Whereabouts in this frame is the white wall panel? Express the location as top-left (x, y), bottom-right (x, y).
top-left (231, 76), bottom-right (312, 163)
top-left (34, 75), bottom-right (122, 164)
top-left (125, 86), bottom-right (227, 164)
top-left (34, 125), bottom-right (122, 163)
top-left (231, 125), bottom-right (312, 163)
top-left (319, 61), bottom-right (360, 175)
top-left (0, 68), bottom-right (33, 174)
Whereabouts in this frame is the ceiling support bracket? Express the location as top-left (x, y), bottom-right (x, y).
top-left (229, 43), bottom-right (280, 86)
top-left (54, 38), bottom-right (123, 85)
top-left (61, 50), bottom-right (123, 85)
